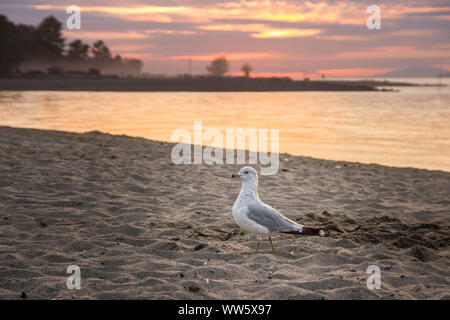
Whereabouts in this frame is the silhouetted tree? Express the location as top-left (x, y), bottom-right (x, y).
top-left (35, 15), bottom-right (64, 58)
top-left (91, 40), bottom-right (111, 61)
top-left (206, 56), bottom-right (229, 77)
top-left (16, 24), bottom-right (36, 62)
top-left (0, 15), bottom-right (22, 75)
top-left (67, 39), bottom-right (89, 61)
top-left (241, 63), bottom-right (252, 78)
top-left (0, 14), bottom-right (144, 77)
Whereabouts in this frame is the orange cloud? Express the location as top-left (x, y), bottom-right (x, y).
top-left (34, 2), bottom-right (450, 26)
top-left (433, 65), bottom-right (450, 71)
top-left (437, 15), bottom-right (450, 21)
top-left (388, 30), bottom-right (437, 37)
top-left (144, 29), bottom-right (197, 35)
top-left (334, 46), bottom-right (450, 60)
top-left (402, 6), bottom-right (450, 14)
top-left (119, 53), bottom-right (156, 60)
top-left (169, 52), bottom-right (280, 61)
top-left (317, 35), bottom-right (366, 41)
top-left (197, 24), bottom-right (267, 32)
top-left (197, 23), bottom-right (321, 38)
top-left (318, 29), bottom-right (439, 42)
top-left (106, 44), bottom-right (155, 53)
top-left (63, 30), bottom-right (148, 40)
top-left (251, 28), bottom-right (322, 38)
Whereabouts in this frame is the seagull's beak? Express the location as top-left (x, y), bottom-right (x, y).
top-left (231, 174), bottom-right (241, 178)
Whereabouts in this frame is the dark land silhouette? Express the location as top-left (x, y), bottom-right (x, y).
top-left (2, 76), bottom-right (437, 92)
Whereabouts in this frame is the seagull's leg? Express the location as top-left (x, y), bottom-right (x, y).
top-left (269, 236), bottom-right (275, 251)
top-left (254, 238), bottom-right (261, 254)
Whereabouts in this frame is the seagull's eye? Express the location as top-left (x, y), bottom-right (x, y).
top-left (244, 171), bottom-right (248, 174)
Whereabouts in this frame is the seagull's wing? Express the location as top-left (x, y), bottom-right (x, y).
top-left (246, 201), bottom-right (302, 234)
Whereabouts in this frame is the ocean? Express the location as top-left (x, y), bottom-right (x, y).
top-left (1, 78), bottom-right (449, 172)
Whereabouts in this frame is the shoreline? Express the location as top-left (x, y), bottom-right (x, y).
top-left (0, 126), bottom-right (449, 299)
top-left (1, 125), bottom-right (448, 174)
top-left (0, 77), bottom-right (422, 92)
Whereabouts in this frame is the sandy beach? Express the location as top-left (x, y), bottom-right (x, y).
top-left (0, 126), bottom-right (449, 300)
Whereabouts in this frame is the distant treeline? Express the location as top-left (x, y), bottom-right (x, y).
top-left (0, 15), bottom-right (143, 77)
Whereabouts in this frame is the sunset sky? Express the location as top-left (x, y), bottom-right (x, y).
top-left (1, 0), bottom-right (449, 77)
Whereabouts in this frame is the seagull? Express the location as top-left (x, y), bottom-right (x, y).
top-left (232, 166), bottom-right (324, 253)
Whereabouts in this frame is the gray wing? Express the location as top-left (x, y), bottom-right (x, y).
top-left (246, 201), bottom-right (301, 233)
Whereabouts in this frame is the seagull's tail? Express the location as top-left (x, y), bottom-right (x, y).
top-left (282, 225), bottom-right (325, 237)
top-left (302, 226), bottom-right (325, 236)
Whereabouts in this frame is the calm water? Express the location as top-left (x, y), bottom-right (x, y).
top-left (1, 78), bottom-right (449, 172)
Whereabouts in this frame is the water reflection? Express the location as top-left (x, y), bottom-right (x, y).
top-left (0, 84), bottom-right (449, 171)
